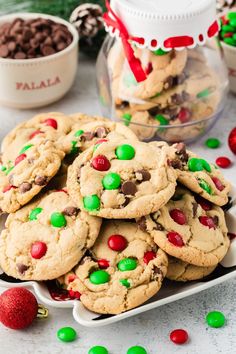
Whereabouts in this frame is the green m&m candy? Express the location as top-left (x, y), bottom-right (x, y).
top-left (102, 173), bottom-right (121, 190)
top-left (206, 311), bottom-right (226, 328)
top-left (5, 166), bottom-right (14, 175)
top-left (153, 48), bottom-right (167, 56)
top-left (118, 258), bottom-right (137, 272)
top-left (0, 165), bottom-right (6, 172)
top-left (228, 12), bottom-right (236, 20)
top-left (199, 179), bottom-right (212, 195)
top-left (90, 270), bottom-right (110, 285)
top-left (120, 279), bottom-right (130, 288)
top-left (19, 144), bottom-right (33, 154)
top-left (127, 346), bottom-right (147, 354)
top-left (29, 207), bottom-right (43, 221)
top-left (122, 113), bottom-right (132, 126)
top-left (224, 37), bottom-right (236, 46)
top-left (116, 144), bottom-right (135, 160)
top-left (205, 138), bottom-right (220, 149)
top-left (83, 195), bottom-right (101, 211)
top-left (155, 114), bottom-right (169, 126)
top-left (88, 346), bottom-right (109, 354)
top-left (70, 140), bottom-right (79, 154)
top-left (74, 129), bottom-right (84, 137)
top-left (197, 88), bottom-right (210, 99)
top-left (57, 327), bottom-right (77, 342)
top-left (50, 212), bottom-right (67, 228)
top-left (230, 18), bottom-right (236, 27)
top-left (188, 158), bottom-right (211, 173)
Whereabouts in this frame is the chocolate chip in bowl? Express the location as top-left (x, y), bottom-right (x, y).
top-left (0, 13), bottom-right (79, 109)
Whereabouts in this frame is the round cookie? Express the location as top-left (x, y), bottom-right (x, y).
top-left (60, 120), bottom-right (138, 155)
top-left (167, 142), bottom-right (231, 206)
top-left (108, 41), bottom-right (188, 100)
top-left (59, 220), bottom-right (168, 314)
top-left (1, 112), bottom-right (72, 165)
top-left (0, 139), bottom-right (65, 214)
top-left (166, 256), bottom-right (217, 282)
top-left (67, 139), bottom-right (177, 218)
top-left (0, 190), bottom-right (102, 281)
top-left (137, 186), bottom-right (230, 267)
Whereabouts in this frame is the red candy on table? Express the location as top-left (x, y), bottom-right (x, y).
top-left (29, 129), bottom-right (43, 140)
top-left (143, 251), bottom-right (156, 264)
top-left (170, 329), bottom-right (189, 345)
top-left (215, 156), bottom-right (232, 168)
top-left (91, 155), bottom-right (111, 171)
top-left (211, 176), bottom-right (225, 191)
top-left (199, 216), bottom-right (216, 229)
top-left (108, 234), bottom-right (127, 252)
top-left (30, 241), bottom-right (47, 259)
top-left (228, 127), bottom-right (236, 155)
top-left (170, 209), bottom-right (187, 225)
top-left (167, 231), bottom-right (185, 247)
top-left (14, 153), bottom-right (27, 166)
top-left (44, 118), bottom-right (58, 130)
top-left (98, 259), bottom-right (110, 269)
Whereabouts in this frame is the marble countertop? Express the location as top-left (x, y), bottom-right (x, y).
top-left (0, 56), bottom-right (236, 354)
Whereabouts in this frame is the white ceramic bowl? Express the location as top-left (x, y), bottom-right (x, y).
top-left (0, 13), bottom-right (79, 109)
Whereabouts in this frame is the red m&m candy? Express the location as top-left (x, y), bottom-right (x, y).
top-left (211, 177), bottom-right (225, 191)
top-left (199, 216), bottom-right (216, 229)
top-left (178, 108), bottom-right (191, 123)
top-left (2, 185), bottom-right (16, 193)
top-left (108, 234), bottom-right (127, 252)
top-left (195, 195), bottom-right (212, 211)
top-left (170, 329), bottom-right (189, 345)
top-left (44, 118), bottom-right (58, 130)
top-left (228, 127), bottom-right (236, 155)
top-left (170, 209), bottom-right (187, 225)
top-left (215, 156), bottom-right (232, 168)
top-left (30, 241), bottom-right (47, 259)
top-left (91, 155), bottom-right (111, 171)
top-left (29, 129), bottom-right (43, 140)
top-left (143, 251), bottom-right (156, 264)
top-left (167, 231), bottom-right (185, 247)
top-left (15, 154), bottom-right (27, 166)
top-left (98, 259), bottom-right (109, 269)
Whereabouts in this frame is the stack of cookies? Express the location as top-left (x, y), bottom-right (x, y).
top-left (0, 112), bottom-right (231, 315)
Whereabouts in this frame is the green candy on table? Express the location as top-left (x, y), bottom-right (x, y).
top-left (188, 158), bottom-right (211, 172)
top-left (118, 258), bottom-right (137, 272)
top-left (50, 212), bottom-right (67, 228)
top-left (90, 270), bottom-right (110, 285)
top-left (120, 279), bottom-right (131, 288)
top-left (88, 346), bottom-right (109, 354)
top-left (205, 138), bottom-right (220, 149)
top-left (102, 173), bottom-right (121, 190)
top-left (83, 195), bottom-right (101, 211)
top-left (57, 327), bottom-right (77, 342)
top-left (122, 113), bottom-right (132, 126)
top-left (74, 129), bottom-right (84, 137)
top-left (206, 311), bottom-right (226, 328)
top-left (29, 207), bottom-right (43, 221)
top-left (198, 179), bottom-right (212, 195)
top-left (19, 144), bottom-right (33, 154)
top-left (127, 346), bottom-right (147, 354)
top-left (153, 48), bottom-right (168, 56)
top-left (116, 144), bottom-right (135, 160)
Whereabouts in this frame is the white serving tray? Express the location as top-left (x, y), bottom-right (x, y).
top-left (0, 187), bottom-right (235, 328)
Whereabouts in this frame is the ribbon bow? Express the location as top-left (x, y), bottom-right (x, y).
top-left (103, 0), bottom-right (147, 83)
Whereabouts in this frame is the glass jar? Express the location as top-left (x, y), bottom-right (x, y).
top-left (96, 1), bottom-right (229, 143)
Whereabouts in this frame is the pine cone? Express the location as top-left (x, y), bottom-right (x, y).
top-left (217, 0), bottom-right (236, 12)
top-left (70, 3), bottom-right (104, 38)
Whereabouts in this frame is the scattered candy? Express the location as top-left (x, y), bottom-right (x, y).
top-left (170, 329), bottom-right (189, 345)
top-left (188, 158), bottom-right (211, 172)
top-left (199, 216), bottom-right (216, 229)
top-left (215, 156), bottom-right (232, 168)
top-left (90, 270), bottom-right (110, 285)
top-left (0, 287), bottom-right (38, 330)
top-left (118, 258), bottom-right (137, 271)
top-left (44, 118), bottom-right (58, 130)
top-left (167, 231), bottom-right (185, 247)
top-left (50, 212), bottom-right (67, 228)
top-left (211, 176), bottom-right (225, 191)
top-left (206, 311), bottom-right (226, 328)
top-left (92, 155), bottom-right (111, 171)
top-left (228, 127), bottom-right (236, 154)
top-left (102, 172), bottom-right (121, 190)
top-left (170, 209), bottom-right (187, 225)
top-left (14, 153), bottom-right (27, 166)
top-left (31, 241), bottom-right (47, 259)
top-left (83, 195), bottom-right (101, 212)
top-left (220, 13), bottom-right (236, 47)
top-left (127, 346), bottom-right (147, 354)
top-left (143, 251), bottom-right (156, 264)
top-left (108, 234), bottom-right (127, 252)
top-left (198, 179), bottom-right (212, 194)
top-left (57, 327), bottom-right (77, 342)
top-left (98, 259), bottom-right (109, 269)
top-left (88, 346), bottom-right (109, 354)
top-left (74, 129), bottom-right (84, 137)
top-left (19, 144), bottom-right (33, 154)
top-left (29, 207), bottom-right (43, 221)
top-left (116, 144), bottom-right (135, 160)
top-left (205, 138), bottom-right (221, 149)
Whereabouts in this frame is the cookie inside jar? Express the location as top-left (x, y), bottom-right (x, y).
top-left (97, 0), bottom-right (228, 143)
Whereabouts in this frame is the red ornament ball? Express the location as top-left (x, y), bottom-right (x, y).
top-left (0, 287), bottom-right (38, 330)
top-left (91, 155), bottom-right (111, 171)
top-left (228, 127), bottom-right (236, 155)
top-left (108, 234), bottom-right (127, 252)
top-left (170, 329), bottom-right (189, 345)
top-left (215, 156), bottom-right (232, 169)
